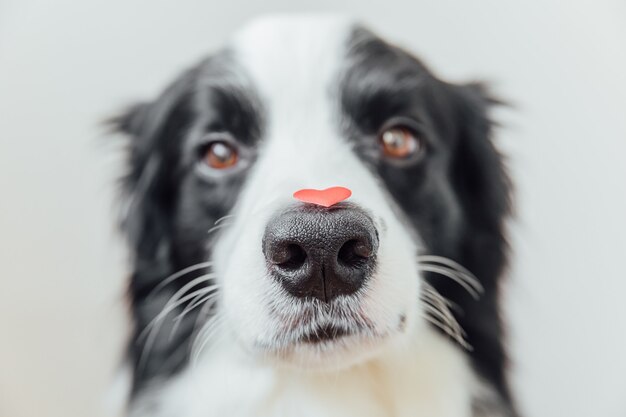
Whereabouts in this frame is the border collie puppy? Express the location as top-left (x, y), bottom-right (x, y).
top-left (112, 15), bottom-right (517, 417)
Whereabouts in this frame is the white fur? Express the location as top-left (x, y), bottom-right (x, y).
top-left (214, 15), bottom-right (423, 369)
top-left (129, 15), bottom-right (475, 417)
top-left (131, 326), bottom-right (472, 417)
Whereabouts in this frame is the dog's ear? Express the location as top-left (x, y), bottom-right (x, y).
top-left (444, 82), bottom-right (514, 399)
top-left (109, 70), bottom-right (201, 387)
top-left (450, 82), bottom-right (511, 232)
top-left (448, 82), bottom-right (512, 284)
top-left (110, 70), bottom-right (196, 294)
top-left (109, 102), bottom-right (150, 137)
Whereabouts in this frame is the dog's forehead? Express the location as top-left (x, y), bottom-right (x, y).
top-left (230, 15), bottom-right (356, 103)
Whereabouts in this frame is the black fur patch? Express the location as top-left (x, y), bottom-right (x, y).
top-left (340, 27), bottom-right (517, 415)
top-left (111, 52), bottom-right (264, 393)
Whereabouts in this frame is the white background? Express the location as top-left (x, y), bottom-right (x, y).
top-left (1, 1), bottom-right (625, 416)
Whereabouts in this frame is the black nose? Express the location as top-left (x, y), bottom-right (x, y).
top-left (262, 204), bottom-right (378, 302)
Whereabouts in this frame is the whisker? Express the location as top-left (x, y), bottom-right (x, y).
top-left (147, 261), bottom-right (213, 298)
top-left (174, 291), bottom-right (219, 324)
top-left (213, 214), bottom-right (235, 226)
top-left (137, 288), bottom-right (212, 371)
top-left (421, 315), bottom-right (472, 350)
top-left (422, 286), bottom-right (453, 308)
top-left (420, 281), bottom-right (472, 350)
top-left (420, 262), bottom-right (482, 294)
top-left (424, 287), bottom-right (464, 316)
top-left (137, 278), bottom-right (217, 371)
top-left (138, 287), bottom-right (214, 351)
top-left (421, 313), bottom-right (458, 337)
top-left (418, 255), bottom-right (476, 278)
top-left (418, 255), bottom-right (483, 293)
top-left (422, 307), bottom-right (455, 335)
top-left (421, 290), bottom-right (465, 337)
top-left (421, 297), bottom-right (461, 334)
top-left (189, 291), bottom-right (218, 345)
top-left (191, 314), bottom-right (227, 366)
top-left (419, 264), bottom-right (482, 299)
top-left (207, 223), bottom-right (232, 235)
top-left (169, 291), bottom-right (220, 341)
top-left (138, 278), bottom-right (218, 342)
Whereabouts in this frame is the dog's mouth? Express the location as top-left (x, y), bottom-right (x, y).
top-left (252, 322), bottom-right (359, 354)
top-left (254, 293), bottom-right (395, 362)
top-left (248, 300), bottom-right (409, 370)
top-left (298, 324), bottom-right (351, 344)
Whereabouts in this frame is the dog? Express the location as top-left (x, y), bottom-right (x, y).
top-left (111, 15), bottom-right (517, 417)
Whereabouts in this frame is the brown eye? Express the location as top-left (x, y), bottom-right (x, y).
top-left (204, 141), bottom-right (238, 169)
top-left (379, 126), bottom-right (420, 159)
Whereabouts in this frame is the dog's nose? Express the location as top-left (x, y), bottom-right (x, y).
top-left (262, 204), bottom-right (378, 302)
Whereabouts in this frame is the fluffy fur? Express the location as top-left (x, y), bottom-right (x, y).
top-left (112, 15), bottom-right (517, 417)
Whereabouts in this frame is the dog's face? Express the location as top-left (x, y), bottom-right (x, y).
top-left (116, 16), bottom-right (510, 390)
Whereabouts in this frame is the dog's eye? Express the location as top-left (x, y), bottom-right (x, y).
top-left (203, 141), bottom-right (238, 169)
top-left (379, 126), bottom-right (421, 159)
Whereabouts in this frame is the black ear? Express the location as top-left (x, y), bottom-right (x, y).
top-left (109, 70), bottom-right (196, 297)
top-left (449, 83), bottom-right (511, 277)
top-left (109, 102), bottom-right (151, 137)
top-left (450, 83), bottom-right (511, 240)
top-left (446, 82), bottom-right (515, 403)
top-left (109, 71), bottom-right (200, 389)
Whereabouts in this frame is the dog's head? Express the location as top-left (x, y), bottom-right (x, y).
top-left (114, 15), bottom-right (511, 390)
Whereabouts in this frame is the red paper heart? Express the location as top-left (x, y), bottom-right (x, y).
top-left (293, 186), bottom-right (352, 208)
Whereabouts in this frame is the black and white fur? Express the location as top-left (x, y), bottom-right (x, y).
top-left (112, 15), bottom-right (517, 417)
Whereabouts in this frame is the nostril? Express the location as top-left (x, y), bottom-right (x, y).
top-left (337, 238), bottom-right (373, 268)
top-left (272, 243), bottom-right (307, 270)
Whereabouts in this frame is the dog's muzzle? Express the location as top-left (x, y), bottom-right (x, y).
top-left (262, 203), bottom-right (379, 302)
